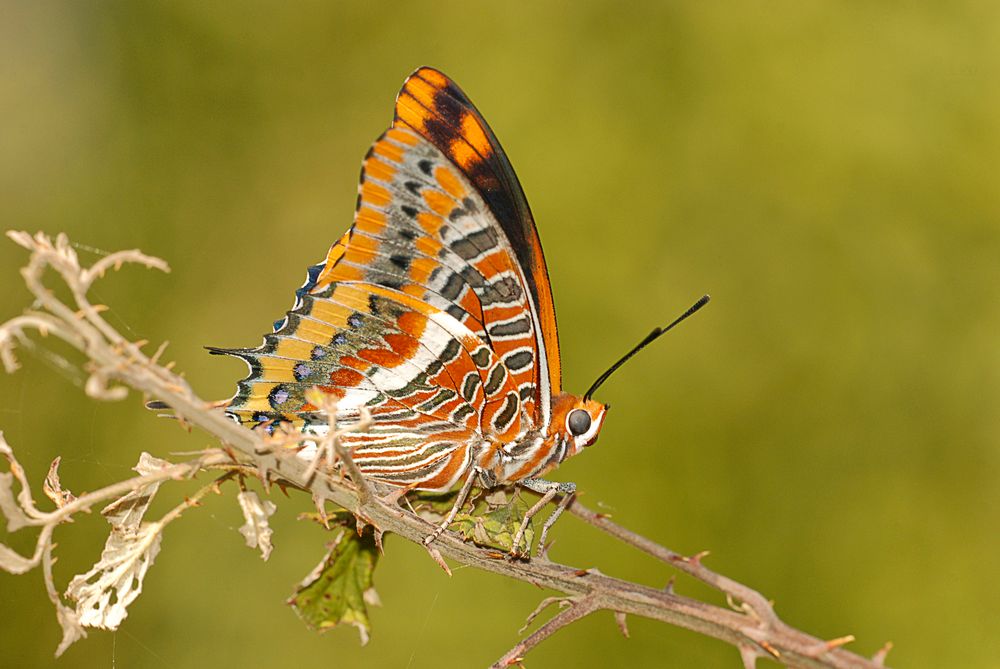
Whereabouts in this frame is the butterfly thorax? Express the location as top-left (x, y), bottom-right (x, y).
top-left (477, 393), bottom-right (608, 486)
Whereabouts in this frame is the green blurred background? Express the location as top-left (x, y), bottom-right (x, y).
top-left (2, 2), bottom-right (998, 667)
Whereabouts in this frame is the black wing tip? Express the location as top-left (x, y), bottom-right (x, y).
top-left (145, 400), bottom-right (170, 410)
top-left (409, 65), bottom-right (446, 79)
top-left (401, 66), bottom-right (469, 104)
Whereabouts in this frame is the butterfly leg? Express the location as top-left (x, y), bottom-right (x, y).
top-left (422, 467), bottom-right (481, 547)
top-left (513, 478), bottom-right (577, 558)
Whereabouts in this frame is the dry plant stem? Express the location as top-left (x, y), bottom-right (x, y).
top-left (566, 500), bottom-right (779, 627)
top-left (490, 596), bottom-right (600, 669)
top-left (0, 232), bottom-right (892, 669)
top-left (3, 445), bottom-right (229, 572)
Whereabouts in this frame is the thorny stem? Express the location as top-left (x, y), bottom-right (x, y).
top-left (566, 499), bottom-right (780, 628)
top-left (490, 596), bottom-right (600, 669)
top-left (1, 441), bottom-right (230, 573)
top-left (0, 232), bottom-right (894, 668)
top-left (157, 470), bottom-right (236, 527)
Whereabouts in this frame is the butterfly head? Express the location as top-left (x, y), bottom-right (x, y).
top-left (551, 393), bottom-right (609, 457)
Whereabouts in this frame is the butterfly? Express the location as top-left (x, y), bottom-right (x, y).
top-left (213, 67), bottom-right (708, 553)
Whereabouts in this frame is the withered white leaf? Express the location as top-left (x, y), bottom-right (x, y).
top-left (0, 471), bottom-right (30, 532)
top-left (53, 602), bottom-right (87, 658)
top-left (100, 452), bottom-right (172, 531)
top-left (64, 452), bottom-right (172, 630)
top-left (0, 435), bottom-right (33, 532)
top-left (237, 490), bottom-right (276, 561)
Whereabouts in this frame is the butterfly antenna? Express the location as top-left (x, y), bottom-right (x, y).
top-left (584, 295), bottom-right (711, 401)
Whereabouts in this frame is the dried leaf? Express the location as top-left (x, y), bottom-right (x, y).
top-left (65, 522), bottom-right (162, 629)
top-left (451, 495), bottom-right (533, 553)
top-left (0, 436), bottom-right (33, 531)
top-left (64, 452), bottom-right (172, 630)
top-left (288, 527), bottom-right (380, 644)
top-left (43, 457), bottom-right (76, 508)
top-left (237, 491), bottom-right (276, 561)
top-left (100, 452), bottom-right (171, 531)
top-left (0, 471), bottom-right (29, 532)
top-left (53, 603), bottom-right (86, 657)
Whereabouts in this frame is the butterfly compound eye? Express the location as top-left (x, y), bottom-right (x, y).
top-left (567, 409), bottom-right (592, 436)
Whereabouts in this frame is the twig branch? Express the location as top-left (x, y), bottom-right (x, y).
top-left (566, 499), bottom-right (779, 627)
top-left (491, 595), bottom-right (600, 668)
top-left (0, 231), bottom-right (894, 668)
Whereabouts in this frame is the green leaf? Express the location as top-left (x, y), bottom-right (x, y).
top-left (287, 528), bottom-right (381, 644)
top-left (450, 493), bottom-right (533, 553)
top-left (410, 489), bottom-right (461, 523)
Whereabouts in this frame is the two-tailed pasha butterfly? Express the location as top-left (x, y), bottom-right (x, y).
top-left (214, 67), bottom-right (708, 553)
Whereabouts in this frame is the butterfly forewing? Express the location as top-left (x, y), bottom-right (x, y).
top-left (394, 68), bottom-right (562, 424)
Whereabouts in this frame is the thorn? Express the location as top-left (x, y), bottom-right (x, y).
top-left (823, 634), bottom-right (855, 652)
top-left (257, 464), bottom-right (272, 492)
top-left (614, 611), bottom-right (630, 639)
top-left (373, 528), bottom-right (385, 555)
top-left (687, 550), bottom-right (710, 566)
top-left (149, 340), bottom-right (169, 365)
top-left (873, 641), bottom-right (893, 666)
top-left (759, 640), bottom-right (780, 659)
top-left (312, 494), bottom-right (329, 529)
top-left (424, 544), bottom-right (451, 576)
top-left (664, 575), bottom-right (676, 594)
top-left (738, 644), bottom-right (761, 669)
top-left (379, 485), bottom-right (412, 506)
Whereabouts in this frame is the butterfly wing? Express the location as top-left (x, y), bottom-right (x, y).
top-left (394, 67), bottom-right (562, 425)
top-left (217, 68), bottom-right (559, 488)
